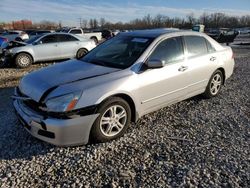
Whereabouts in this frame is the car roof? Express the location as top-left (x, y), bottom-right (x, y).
top-left (43, 32), bottom-right (72, 36)
top-left (119, 28), bottom-right (182, 38)
top-left (40, 32), bottom-right (88, 40)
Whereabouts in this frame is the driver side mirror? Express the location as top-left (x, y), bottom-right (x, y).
top-left (146, 59), bottom-right (165, 68)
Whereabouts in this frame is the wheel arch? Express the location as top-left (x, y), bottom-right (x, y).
top-left (77, 47), bottom-right (88, 53)
top-left (97, 93), bottom-right (138, 123)
top-left (14, 51), bottom-right (34, 62)
top-left (90, 36), bottom-right (98, 40)
top-left (90, 36), bottom-right (98, 44)
top-left (217, 67), bottom-right (226, 85)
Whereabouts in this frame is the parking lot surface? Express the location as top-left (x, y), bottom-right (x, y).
top-left (0, 47), bottom-right (249, 187)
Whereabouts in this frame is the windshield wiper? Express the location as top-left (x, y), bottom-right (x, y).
top-left (87, 59), bottom-right (107, 67)
top-left (84, 59), bottom-right (124, 69)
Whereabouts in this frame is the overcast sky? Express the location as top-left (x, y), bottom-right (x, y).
top-left (1, 0), bottom-right (250, 26)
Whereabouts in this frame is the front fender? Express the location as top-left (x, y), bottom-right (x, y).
top-left (12, 48), bottom-right (35, 61)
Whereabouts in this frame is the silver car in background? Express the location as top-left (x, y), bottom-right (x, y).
top-left (5, 33), bottom-right (96, 68)
top-left (0, 30), bottom-right (29, 41)
top-left (13, 29), bottom-right (234, 146)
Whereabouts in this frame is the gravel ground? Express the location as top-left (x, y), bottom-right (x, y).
top-left (0, 47), bottom-right (249, 187)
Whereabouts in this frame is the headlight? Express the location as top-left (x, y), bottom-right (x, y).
top-left (45, 92), bottom-right (82, 112)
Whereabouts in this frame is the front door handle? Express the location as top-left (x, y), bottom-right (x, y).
top-left (178, 66), bottom-right (188, 72)
top-left (210, 56), bottom-right (216, 61)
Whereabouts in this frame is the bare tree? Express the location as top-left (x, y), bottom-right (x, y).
top-left (81, 19), bottom-right (88, 29)
top-left (99, 18), bottom-right (106, 28)
top-left (199, 12), bottom-right (209, 26)
top-left (187, 13), bottom-right (196, 26)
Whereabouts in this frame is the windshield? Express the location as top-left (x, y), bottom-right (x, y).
top-left (25, 35), bottom-right (42, 44)
top-left (81, 35), bottom-right (154, 69)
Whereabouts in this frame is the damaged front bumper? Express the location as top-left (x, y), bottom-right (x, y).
top-left (13, 97), bottom-right (99, 146)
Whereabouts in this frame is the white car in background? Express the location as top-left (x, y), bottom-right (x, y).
top-left (4, 33), bottom-right (96, 68)
top-left (59, 28), bottom-right (102, 44)
top-left (0, 30), bottom-right (29, 41)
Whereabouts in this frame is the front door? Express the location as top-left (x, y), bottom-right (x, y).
top-left (32, 34), bottom-right (60, 61)
top-left (137, 37), bottom-right (189, 115)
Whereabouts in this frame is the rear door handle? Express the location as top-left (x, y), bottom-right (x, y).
top-left (178, 66), bottom-right (188, 72)
top-left (210, 56), bottom-right (216, 61)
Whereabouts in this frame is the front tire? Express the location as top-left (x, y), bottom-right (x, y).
top-left (90, 97), bottom-right (131, 143)
top-left (203, 70), bottom-right (223, 98)
top-left (0, 55), bottom-right (7, 68)
top-left (15, 53), bottom-right (33, 68)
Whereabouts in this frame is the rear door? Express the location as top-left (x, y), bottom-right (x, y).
top-left (57, 34), bottom-right (80, 58)
top-left (183, 35), bottom-right (218, 96)
top-left (32, 34), bottom-right (60, 61)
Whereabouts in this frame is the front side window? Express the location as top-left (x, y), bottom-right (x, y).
top-left (81, 36), bottom-right (154, 69)
top-left (184, 36), bottom-right (208, 57)
top-left (26, 35), bottom-right (42, 44)
top-left (149, 37), bottom-right (184, 64)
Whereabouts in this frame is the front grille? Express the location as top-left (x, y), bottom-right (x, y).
top-left (23, 100), bottom-right (44, 113)
top-left (38, 130), bottom-right (55, 139)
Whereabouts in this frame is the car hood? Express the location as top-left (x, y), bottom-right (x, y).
top-left (5, 40), bottom-right (27, 49)
top-left (19, 59), bottom-right (120, 102)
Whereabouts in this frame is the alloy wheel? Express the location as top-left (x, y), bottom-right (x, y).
top-left (210, 73), bottom-right (222, 95)
top-left (100, 105), bottom-right (127, 137)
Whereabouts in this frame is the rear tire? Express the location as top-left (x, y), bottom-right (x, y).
top-left (76, 48), bottom-right (88, 59)
top-left (15, 53), bottom-right (33, 68)
top-left (203, 70), bottom-right (223, 98)
top-left (90, 37), bottom-right (98, 45)
top-left (90, 97), bottom-right (131, 143)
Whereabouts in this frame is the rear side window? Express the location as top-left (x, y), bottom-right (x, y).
top-left (58, 34), bottom-right (78, 42)
top-left (70, 29), bottom-right (82, 34)
top-left (149, 37), bottom-right (184, 64)
top-left (40, 35), bottom-right (58, 43)
top-left (206, 40), bottom-right (216, 53)
top-left (184, 36), bottom-right (208, 57)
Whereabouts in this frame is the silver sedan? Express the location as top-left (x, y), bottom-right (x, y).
top-left (5, 33), bottom-right (96, 68)
top-left (13, 29), bottom-right (234, 146)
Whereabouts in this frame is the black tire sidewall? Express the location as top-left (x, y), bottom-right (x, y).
top-left (76, 48), bottom-right (88, 59)
top-left (90, 97), bottom-right (131, 143)
top-left (203, 70), bottom-right (223, 98)
top-left (90, 37), bottom-right (98, 45)
top-left (15, 53), bottom-right (32, 68)
top-left (0, 58), bottom-right (7, 68)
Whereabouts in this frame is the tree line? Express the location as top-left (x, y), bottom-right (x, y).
top-left (83, 13), bottom-right (250, 30)
top-left (1, 12), bottom-right (250, 30)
